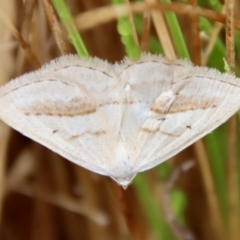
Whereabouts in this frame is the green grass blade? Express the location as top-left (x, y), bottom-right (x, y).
top-left (51, 0), bottom-right (89, 57)
top-left (160, 0), bottom-right (190, 59)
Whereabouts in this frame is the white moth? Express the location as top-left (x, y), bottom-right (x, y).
top-left (0, 53), bottom-right (240, 187)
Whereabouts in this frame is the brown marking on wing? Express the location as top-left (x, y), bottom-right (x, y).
top-left (151, 95), bottom-right (220, 114)
top-left (22, 98), bottom-right (124, 117)
top-left (21, 98), bottom-right (96, 117)
top-left (141, 127), bottom-right (180, 137)
top-left (141, 127), bottom-right (159, 134)
top-left (57, 65), bottom-right (113, 78)
top-left (99, 100), bottom-right (121, 106)
top-left (68, 130), bottom-right (106, 140)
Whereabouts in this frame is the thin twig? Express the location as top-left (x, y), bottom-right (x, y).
top-left (0, 5), bottom-right (40, 68)
top-left (40, 0), bottom-right (69, 55)
top-left (162, 161), bottom-right (196, 240)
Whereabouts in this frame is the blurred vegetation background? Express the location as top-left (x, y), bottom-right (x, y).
top-left (0, 0), bottom-right (240, 239)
